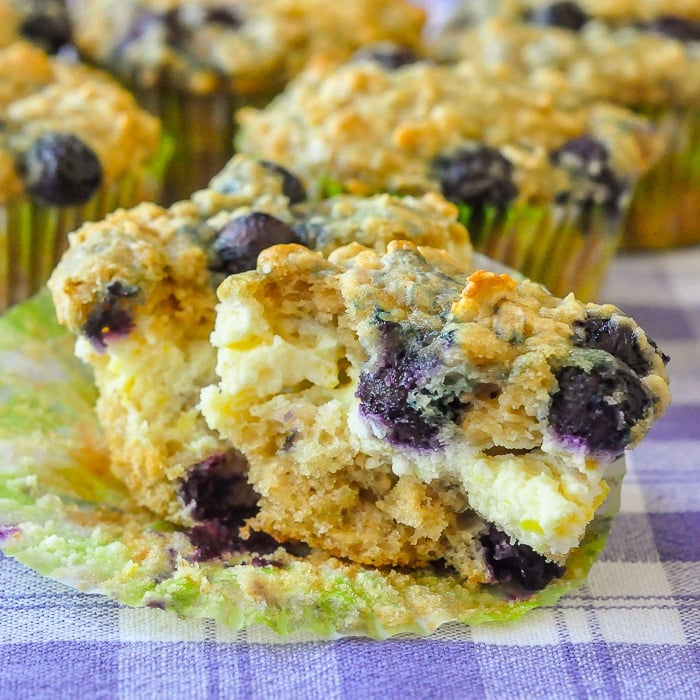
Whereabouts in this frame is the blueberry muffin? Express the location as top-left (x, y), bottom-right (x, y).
top-left (0, 40), bottom-right (167, 312)
top-left (433, 1), bottom-right (700, 248)
top-left (65, 0), bottom-right (427, 201)
top-left (47, 154), bottom-right (472, 525)
top-left (200, 240), bottom-right (670, 587)
top-left (236, 55), bottom-right (663, 298)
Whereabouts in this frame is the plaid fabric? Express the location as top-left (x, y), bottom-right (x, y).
top-left (1, 248), bottom-right (698, 699)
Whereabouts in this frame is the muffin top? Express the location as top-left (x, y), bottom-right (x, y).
top-left (65, 0), bottom-right (427, 96)
top-left (49, 153), bottom-right (472, 338)
top-left (0, 41), bottom-right (161, 206)
top-left (433, 4), bottom-right (700, 108)
top-left (236, 58), bottom-right (663, 210)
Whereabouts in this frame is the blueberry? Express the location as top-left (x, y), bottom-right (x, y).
top-left (180, 451), bottom-right (257, 522)
top-left (205, 7), bottom-right (243, 28)
top-left (82, 281), bottom-right (139, 351)
top-left (188, 521), bottom-right (279, 561)
top-left (209, 212), bottom-right (300, 274)
top-left (549, 362), bottom-right (652, 454)
top-left (259, 160), bottom-right (307, 204)
top-left (480, 525), bottom-right (565, 591)
top-left (181, 453), bottom-right (284, 561)
top-left (20, 133), bottom-right (102, 207)
top-left (573, 315), bottom-right (656, 375)
top-left (550, 135), bottom-right (627, 221)
top-left (351, 42), bottom-right (421, 70)
top-left (642, 16), bottom-right (700, 43)
top-left (431, 145), bottom-right (518, 228)
top-left (528, 1), bottom-right (590, 31)
top-left (356, 321), bottom-right (468, 449)
top-left (19, 11), bottom-right (72, 54)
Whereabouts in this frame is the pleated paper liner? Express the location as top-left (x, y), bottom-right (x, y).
top-left (0, 135), bottom-right (173, 313)
top-left (0, 289), bottom-right (624, 640)
top-left (623, 107), bottom-right (700, 250)
top-left (132, 86), bottom-right (275, 205)
top-left (461, 201), bottom-right (624, 302)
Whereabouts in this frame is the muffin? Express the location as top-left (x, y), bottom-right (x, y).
top-left (0, 40), bottom-right (168, 312)
top-left (433, 1), bottom-right (700, 249)
top-left (199, 240), bottom-right (670, 588)
top-left (47, 153), bottom-right (473, 525)
top-left (236, 56), bottom-right (663, 299)
top-left (65, 0), bottom-right (427, 202)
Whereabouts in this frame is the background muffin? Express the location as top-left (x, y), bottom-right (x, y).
top-left (433, 0), bottom-right (700, 249)
top-left (65, 0), bottom-right (427, 202)
top-left (236, 56), bottom-right (663, 299)
top-left (0, 40), bottom-right (167, 312)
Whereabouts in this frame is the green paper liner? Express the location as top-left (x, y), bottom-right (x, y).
top-left (461, 202), bottom-right (622, 302)
top-left (0, 292), bottom-right (624, 640)
top-left (0, 135), bottom-right (173, 313)
top-left (133, 87), bottom-right (275, 205)
top-left (623, 107), bottom-right (700, 250)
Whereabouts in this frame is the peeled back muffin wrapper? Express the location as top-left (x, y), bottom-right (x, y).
top-left (0, 280), bottom-right (626, 640)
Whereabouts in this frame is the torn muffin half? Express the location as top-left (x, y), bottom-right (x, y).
top-left (200, 240), bottom-right (670, 590)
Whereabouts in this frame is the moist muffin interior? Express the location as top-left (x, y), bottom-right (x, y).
top-left (200, 240), bottom-right (670, 587)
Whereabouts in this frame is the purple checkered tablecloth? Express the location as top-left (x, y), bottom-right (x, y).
top-left (1, 247), bottom-right (698, 699)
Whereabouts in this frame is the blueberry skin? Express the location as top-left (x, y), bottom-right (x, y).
top-left (431, 145), bottom-right (518, 216)
top-left (19, 12), bottom-right (72, 54)
top-left (20, 133), bottom-right (103, 207)
top-left (480, 525), bottom-right (565, 591)
top-left (181, 451), bottom-right (257, 522)
top-left (642, 16), bottom-right (700, 43)
top-left (356, 321), bottom-right (469, 449)
top-left (181, 452), bottom-right (284, 561)
top-left (117, 5), bottom-right (242, 56)
top-left (188, 520), bottom-right (280, 561)
top-left (528, 2), bottom-right (590, 31)
top-left (204, 7), bottom-right (243, 28)
top-left (550, 135), bottom-right (627, 218)
top-left (573, 315), bottom-right (658, 376)
top-left (82, 281), bottom-right (139, 351)
top-left (209, 212), bottom-right (300, 275)
top-left (259, 160), bottom-right (307, 204)
top-left (356, 323), bottom-right (442, 449)
top-left (549, 361), bottom-right (652, 455)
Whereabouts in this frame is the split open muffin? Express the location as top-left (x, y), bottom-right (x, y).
top-left (199, 240), bottom-right (670, 589)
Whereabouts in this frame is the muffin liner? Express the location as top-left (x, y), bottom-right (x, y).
top-left (460, 202), bottom-right (623, 301)
top-left (623, 108), bottom-right (700, 250)
top-left (0, 135), bottom-right (173, 313)
top-left (133, 87), bottom-right (274, 205)
top-left (316, 178), bottom-right (622, 301)
top-left (0, 290), bottom-right (624, 640)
